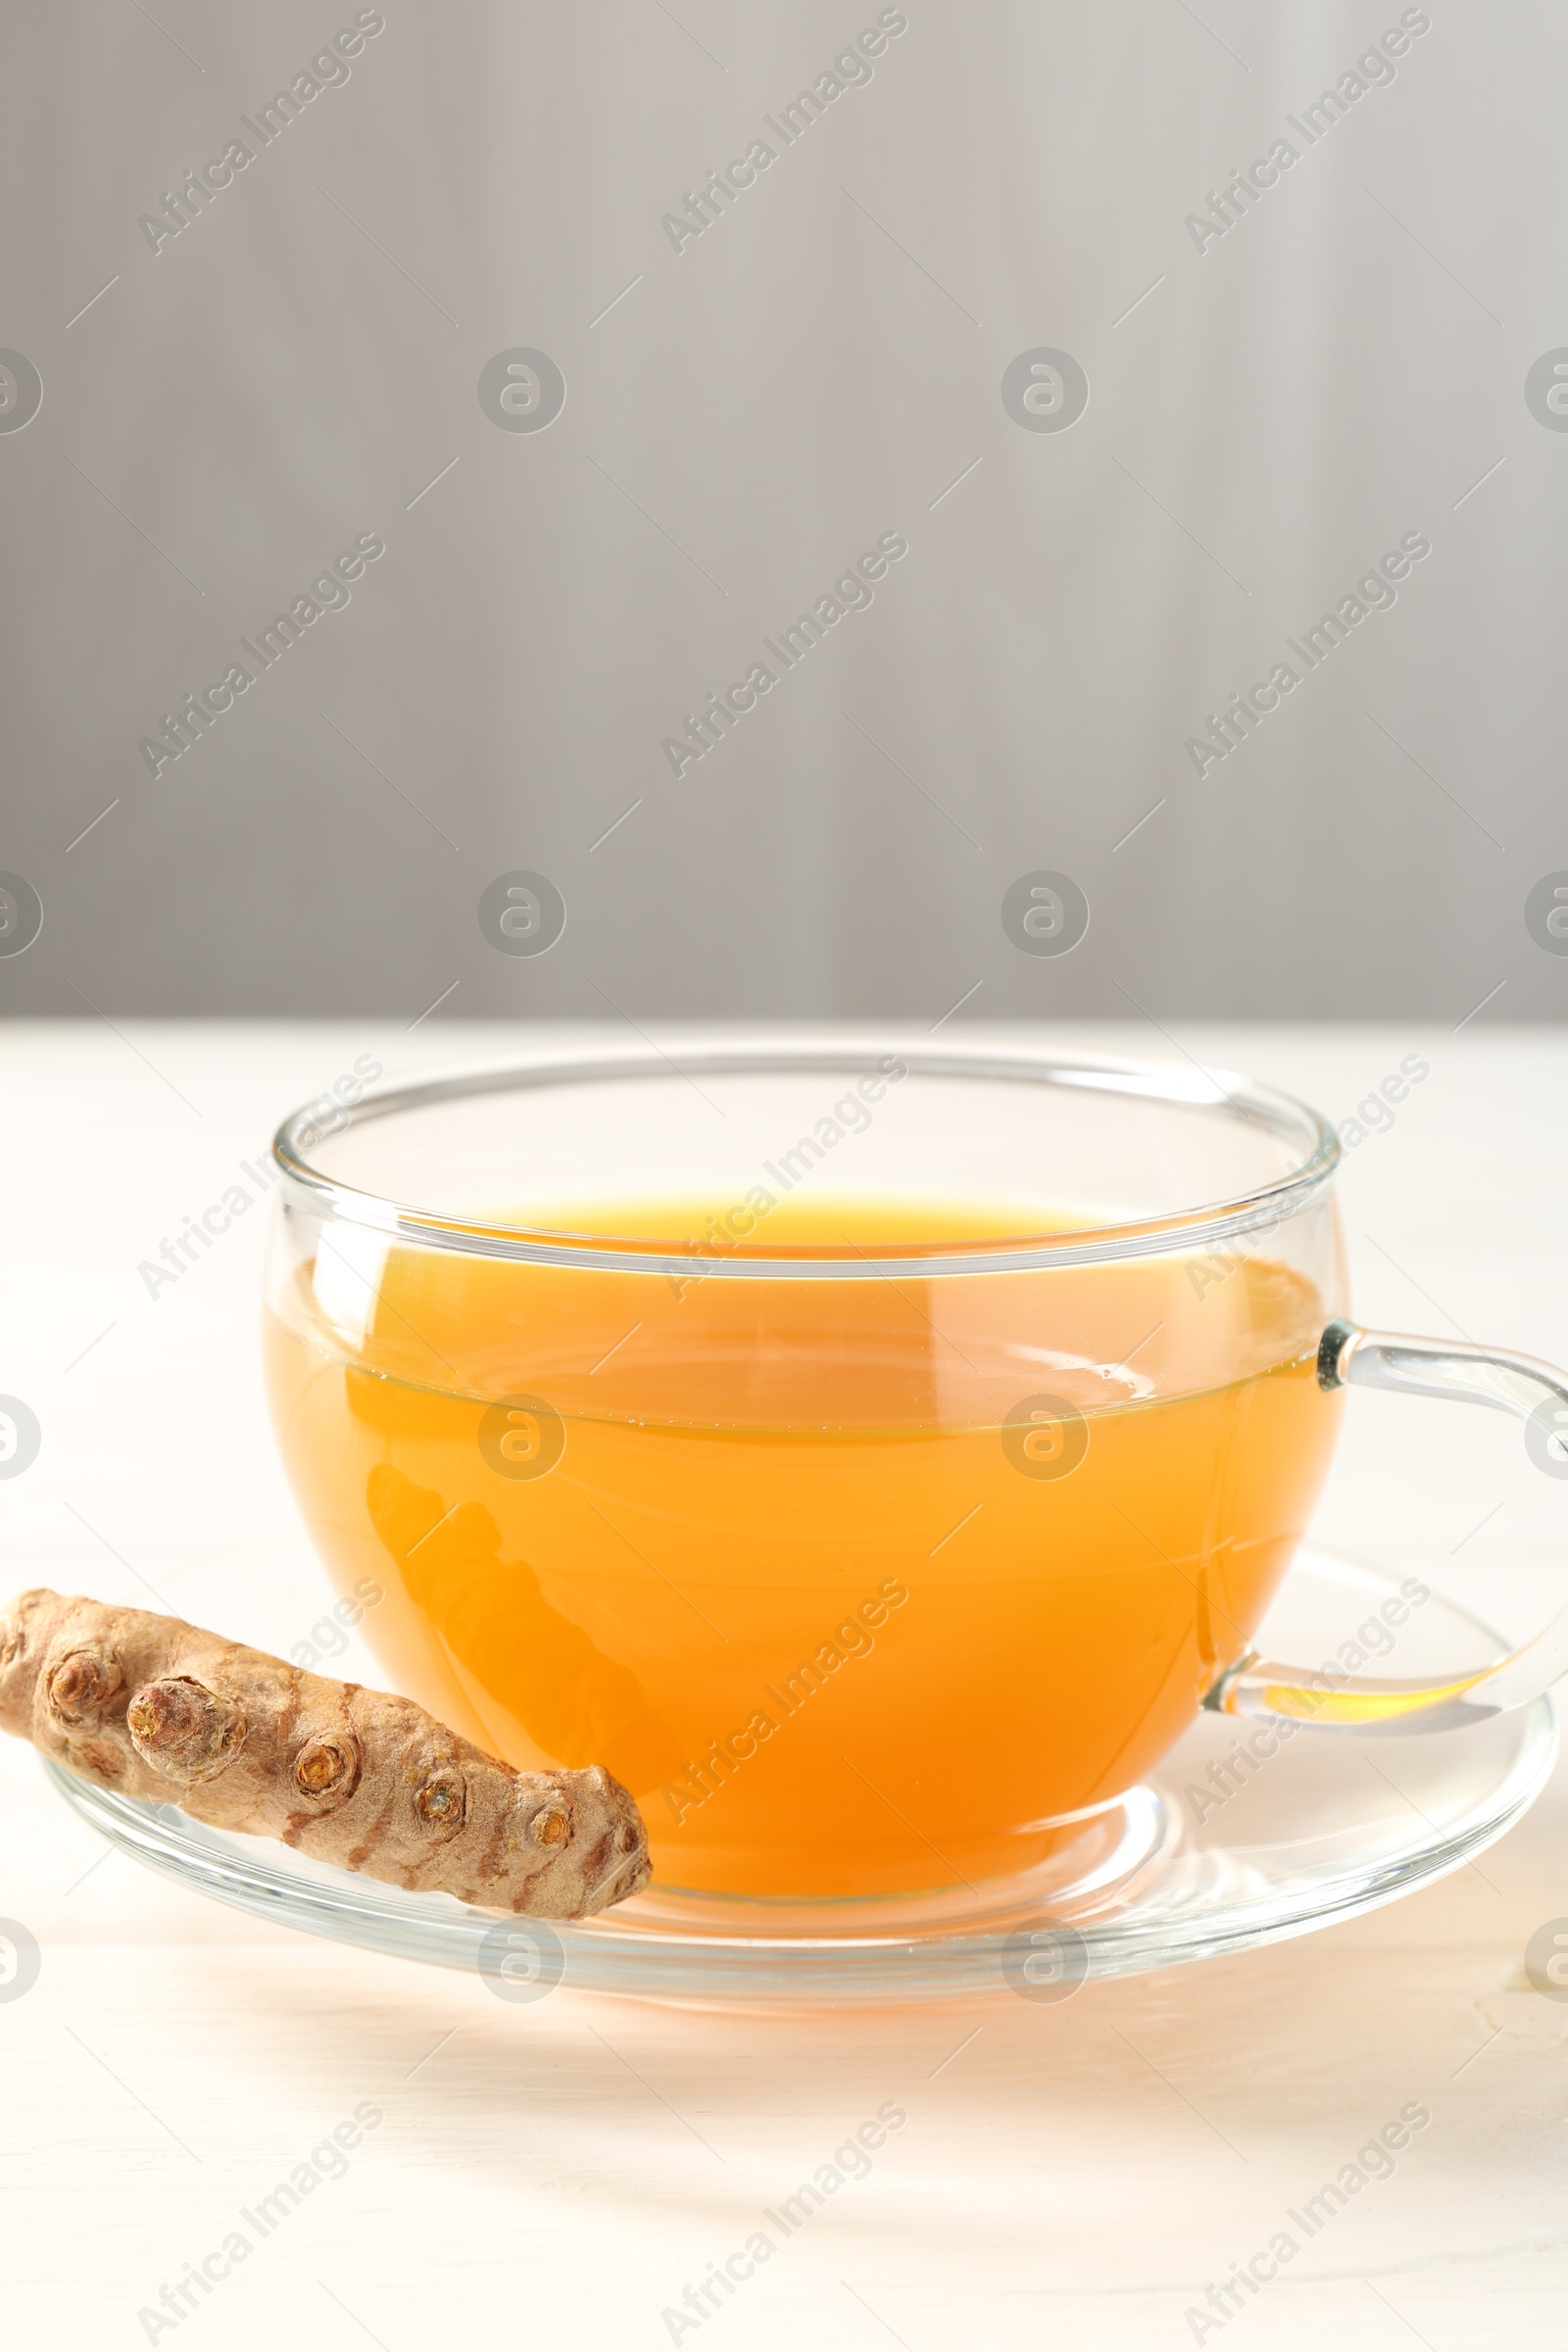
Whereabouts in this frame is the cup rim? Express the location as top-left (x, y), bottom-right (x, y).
top-left (270, 1039), bottom-right (1339, 1279)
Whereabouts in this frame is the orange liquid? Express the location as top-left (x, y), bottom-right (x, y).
top-left (264, 1195), bottom-right (1342, 1896)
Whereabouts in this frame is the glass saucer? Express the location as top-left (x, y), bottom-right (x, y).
top-left (45, 1550), bottom-right (1554, 2006)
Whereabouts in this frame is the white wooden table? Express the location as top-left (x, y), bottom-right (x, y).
top-left (4, 1021), bottom-right (1566, 2350)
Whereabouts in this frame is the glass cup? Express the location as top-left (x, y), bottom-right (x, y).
top-left (261, 1042), bottom-right (1568, 1903)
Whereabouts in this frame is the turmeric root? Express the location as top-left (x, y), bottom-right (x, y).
top-left (0, 1590), bottom-right (651, 1918)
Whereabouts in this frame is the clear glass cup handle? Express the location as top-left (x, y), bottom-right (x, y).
top-left (1203, 1319), bottom-right (1568, 1734)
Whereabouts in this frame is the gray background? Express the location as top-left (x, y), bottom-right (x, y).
top-left (1, 0), bottom-right (1563, 1023)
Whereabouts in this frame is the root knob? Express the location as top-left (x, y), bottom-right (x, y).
top-left (414, 1767), bottom-right (467, 1837)
top-left (293, 1732), bottom-right (363, 1806)
top-left (126, 1675), bottom-right (245, 1785)
top-left (47, 1647), bottom-right (123, 1726)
